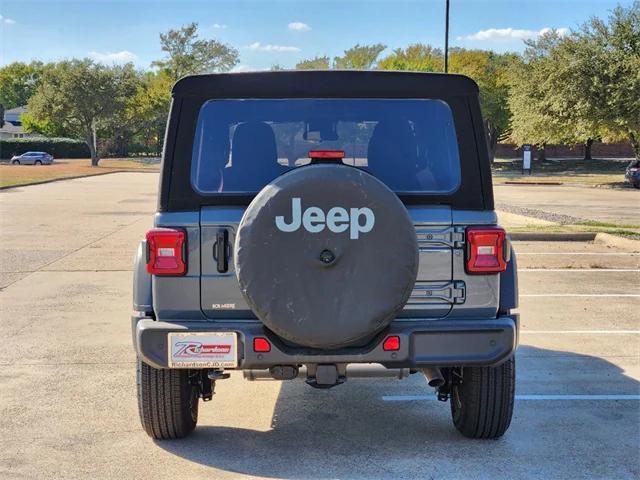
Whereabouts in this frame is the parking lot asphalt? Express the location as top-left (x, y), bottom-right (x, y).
top-left (0, 173), bottom-right (638, 480)
top-left (494, 184), bottom-right (639, 224)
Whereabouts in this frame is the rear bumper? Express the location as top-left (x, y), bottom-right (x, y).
top-left (133, 315), bottom-right (518, 370)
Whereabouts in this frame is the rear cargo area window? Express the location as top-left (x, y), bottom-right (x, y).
top-left (191, 98), bottom-right (461, 194)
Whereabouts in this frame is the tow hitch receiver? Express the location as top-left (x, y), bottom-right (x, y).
top-left (306, 364), bottom-right (345, 389)
top-left (190, 369), bottom-right (230, 401)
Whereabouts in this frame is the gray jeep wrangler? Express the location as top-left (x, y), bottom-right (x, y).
top-left (132, 71), bottom-right (518, 440)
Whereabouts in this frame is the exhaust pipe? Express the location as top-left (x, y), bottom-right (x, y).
top-left (346, 364), bottom-right (410, 379)
top-left (422, 367), bottom-right (445, 388)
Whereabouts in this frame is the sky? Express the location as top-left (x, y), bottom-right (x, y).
top-left (0, 0), bottom-right (630, 71)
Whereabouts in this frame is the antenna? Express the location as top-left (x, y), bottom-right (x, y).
top-left (444, 0), bottom-right (450, 73)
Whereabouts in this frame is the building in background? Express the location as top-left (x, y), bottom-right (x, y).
top-left (1, 106), bottom-right (41, 139)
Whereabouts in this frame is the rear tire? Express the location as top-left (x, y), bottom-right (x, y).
top-left (137, 358), bottom-right (199, 439)
top-left (450, 356), bottom-right (515, 439)
top-left (35, 160), bottom-right (42, 165)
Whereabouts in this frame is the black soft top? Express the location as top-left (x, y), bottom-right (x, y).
top-left (160, 70), bottom-right (493, 212)
top-left (172, 70), bottom-right (479, 99)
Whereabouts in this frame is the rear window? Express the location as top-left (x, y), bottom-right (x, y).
top-left (191, 98), bottom-right (461, 194)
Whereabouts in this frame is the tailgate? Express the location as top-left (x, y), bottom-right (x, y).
top-left (400, 206), bottom-right (455, 318)
top-left (200, 207), bottom-right (255, 319)
top-left (200, 206), bottom-right (455, 320)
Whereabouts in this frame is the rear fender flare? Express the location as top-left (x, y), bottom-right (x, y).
top-left (499, 243), bottom-right (518, 314)
top-left (133, 240), bottom-right (153, 313)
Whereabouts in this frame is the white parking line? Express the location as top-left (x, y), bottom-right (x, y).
top-left (517, 252), bottom-right (639, 256)
top-left (521, 294), bottom-right (640, 297)
top-left (520, 268), bottom-right (640, 272)
top-left (382, 395), bottom-right (640, 401)
top-left (522, 330), bottom-right (640, 334)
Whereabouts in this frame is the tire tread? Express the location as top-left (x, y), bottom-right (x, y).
top-left (450, 356), bottom-right (515, 439)
top-left (136, 358), bottom-right (198, 439)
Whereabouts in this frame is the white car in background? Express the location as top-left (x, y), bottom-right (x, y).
top-left (10, 151), bottom-right (54, 165)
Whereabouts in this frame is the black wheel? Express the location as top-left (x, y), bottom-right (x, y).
top-left (35, 160), bottom-right (42, 165)
top-left (137, 358), bottom-right (199, 439)
top-left (12, 160), bottom-right (20, 165)
top-left (450, 356), bottom-right (515, 439)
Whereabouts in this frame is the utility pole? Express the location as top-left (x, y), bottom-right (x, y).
top-left (444, 0), bottom-right (450, 73)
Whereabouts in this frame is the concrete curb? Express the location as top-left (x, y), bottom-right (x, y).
top-left (595, 233), bottom-right (640, 251)
top-left (509, 232), bottom-right (597, 242)
top-left (503, 181), bottom-right (564, 186)
top-left (0, 171), bottom-right (119, 191)
top-left (0, 169), bottom-right (158, 191)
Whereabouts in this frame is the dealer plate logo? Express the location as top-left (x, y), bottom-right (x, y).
top-left (168, 332), bottom-right (238, 368)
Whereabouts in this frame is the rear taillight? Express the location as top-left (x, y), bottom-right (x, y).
top-left (146, 228), bottom-right (186, 276)
top-left (466, 227), bottom-right (508, 274)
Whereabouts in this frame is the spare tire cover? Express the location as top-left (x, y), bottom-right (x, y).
top-left (234, 164), bottom-right (418, 349)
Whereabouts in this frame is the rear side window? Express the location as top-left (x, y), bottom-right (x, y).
top-left (191, 98), bottom-right (461, 194)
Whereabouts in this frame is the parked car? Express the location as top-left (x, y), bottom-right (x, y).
top-left (132, 71), bottom-right (518, 440)
top-left (625, 160), bottom-right (640, 188)
top-left (10, 151), bottom-right (54, 165)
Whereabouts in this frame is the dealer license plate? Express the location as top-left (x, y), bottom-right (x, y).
top-left (168, 332), bottom-right (238, 368)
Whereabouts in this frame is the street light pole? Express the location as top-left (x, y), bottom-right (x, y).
top-left (444, 0), bottom-right (450, 73)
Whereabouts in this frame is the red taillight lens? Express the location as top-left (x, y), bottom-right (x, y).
top-left (308, 150), bottom-right (345, 159)
top-left (146, 228), bottom-right (186, 276)
top-left (253, 337), bottom-right (271, 352)
top-left (466, 227), bottom-right (507, 274)
top-left (382, 335), bottom-right (400, 351)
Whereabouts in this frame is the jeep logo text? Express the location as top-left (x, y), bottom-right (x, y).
top-left (275, 197), bottom-right (375, 239)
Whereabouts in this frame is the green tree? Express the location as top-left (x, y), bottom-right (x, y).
top-left (377, 44), bottom-right (443, 71)
top-left (21, 112), bottom-right (65, 137)
top-left (152, 23), bottom-right (239, 80)
top-left (0, 61), bottom-right (45, 110)
top-left (449, 48), bottom-right (520, 161)
top-left (295, 56), bottom-right (331, 70)
top-left (509, 4), bottom-right (640, 161)
top-left (507, 32), bottom-right (579, 159)
top-left (559, 3), bottom-right (640, 159)
top-left (378, 44), bottom-right (517, 160)
top-left (296, 44), bottom-right (387, 70)
top-left (334, 44), bottom-right (386, 69)
top-left (27, 59), bottom-right (139, 165)
top-left (508, 28), bottom-right (616, 160)
top-left (124, 70), bottom-right (173, 155)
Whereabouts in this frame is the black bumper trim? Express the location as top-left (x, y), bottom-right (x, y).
top-left (134, 315), bottom-right (518, 370)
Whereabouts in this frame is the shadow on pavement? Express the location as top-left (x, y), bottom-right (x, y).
top-left (156, 346), bottom-right (640, 479)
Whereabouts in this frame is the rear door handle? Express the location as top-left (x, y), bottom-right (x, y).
top-left (213, 229), bottom-right (230, 273)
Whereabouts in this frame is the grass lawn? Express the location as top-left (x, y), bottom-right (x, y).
top-left (0, 158), bottom-right (159, 188)
top-left (492, 157), bottom-right (632, 187)
top-left (508, 223), bottom-right (640, 239)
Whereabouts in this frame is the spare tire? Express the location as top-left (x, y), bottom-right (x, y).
top-left (234, 163), bottom-right (418, 349)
